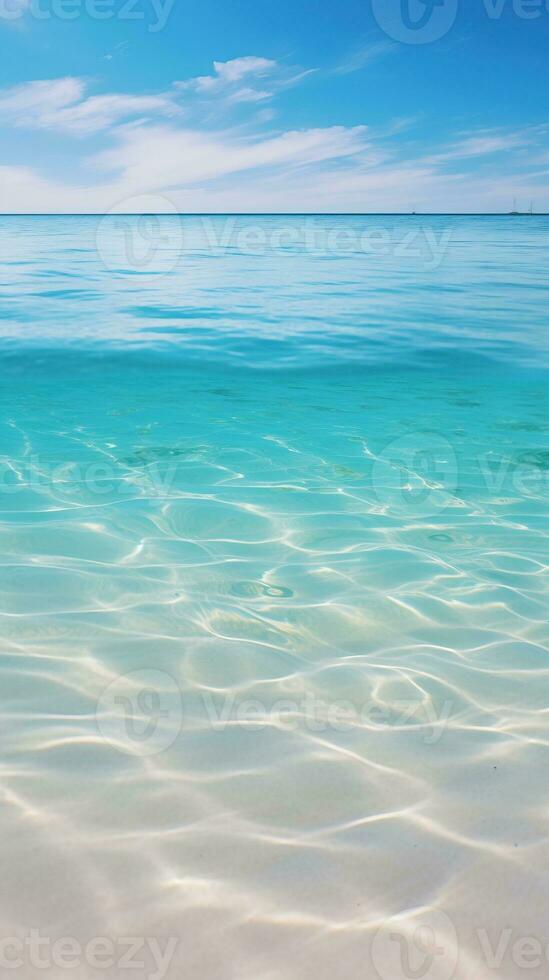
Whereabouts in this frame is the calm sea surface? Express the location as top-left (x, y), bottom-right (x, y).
top-left (0, 215), bottom-right (547, 979)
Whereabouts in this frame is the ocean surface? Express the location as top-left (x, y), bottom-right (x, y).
top-left (0, 215), bottom-right (547, 979)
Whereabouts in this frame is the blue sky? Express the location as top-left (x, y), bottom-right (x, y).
top-left (0, 0), bottom-right (548, 211)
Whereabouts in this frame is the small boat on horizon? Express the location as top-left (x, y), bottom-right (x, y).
top-left (509, 198), bottom-right (534, 215)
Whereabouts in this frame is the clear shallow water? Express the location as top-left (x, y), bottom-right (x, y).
top-left (0, 216), bottom-right (548, 979)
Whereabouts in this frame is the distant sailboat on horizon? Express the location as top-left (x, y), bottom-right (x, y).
top-left (509, 198), bottom-right (534, 215)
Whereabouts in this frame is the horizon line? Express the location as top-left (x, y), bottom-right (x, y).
top-left (0, 211), bottom-right (548, 217)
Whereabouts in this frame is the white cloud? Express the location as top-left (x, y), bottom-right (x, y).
top-left (49, 93), bottom-right (177, 134)
top-left (178, 56), bottom-right (276, 96)
top-left (2, 145), bottom-right (549, 214)
top-left (0, 77), bottom-right (177, 135)
top-left (175, 55), bottom-right (312, 104)
top-left (0, 72), bottom-right (547, 213)
top-left (426, 129), bottom-right (533, 164)
top-left (452, 135), bottom-right (522, 157)
top-left (4, 145), bottom-right (548, 214)
top-left (198, 56), bottom-right (276, 89)
top-left (0, 164), bottom-right (89, 212)
top-left (225, 87), bottom-right (272, 104)
top-left (91, 122), bottom-right (371, 194)
top-left (0, 59), bottom-right (311, 141)
top-left (0, 77), bottom-right (84, 115)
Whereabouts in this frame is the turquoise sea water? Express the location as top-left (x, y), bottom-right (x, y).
top-left (0, 216), bottom-right (548, 979)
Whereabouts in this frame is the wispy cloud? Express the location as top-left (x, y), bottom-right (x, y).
top-left (181, 56), bottom-right (276, 93)
top-left (92, 122), bottom-right (371, 190)
top-left (425, 128), bottom-right (536, 164)
top-left (333, 40), bottom-right (396, 75)
top-left (0, 77), bottom-right (177, 135)
top-left (175, 56), bottom-right (313, 104)
top-left (0, 77), bottom-right (84, 115)
top-left (0, 68), bottom-right (547, 213)
top-left (104, 41), bottom-right (130, 62)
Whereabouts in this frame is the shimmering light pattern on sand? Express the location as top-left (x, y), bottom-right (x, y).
top-left (0, 216), bottom-right (547, 979)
